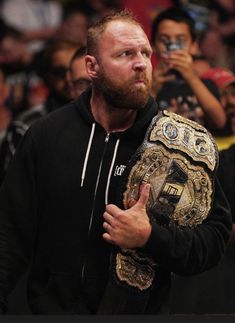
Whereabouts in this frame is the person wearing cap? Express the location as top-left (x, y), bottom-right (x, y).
top-left (170, 66), bottom-right (235, 314)
top-left (203, 66), bottom-right (235, 313)
top-left (202, 67), bottom-right (235, 146)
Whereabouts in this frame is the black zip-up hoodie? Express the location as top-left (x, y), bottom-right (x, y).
top-left (0, 88), bottom-right (231, 314)
top-left (0, 88), bottom-right (156, 313)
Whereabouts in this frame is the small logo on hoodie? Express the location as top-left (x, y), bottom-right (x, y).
top-left (114, 165), bottom-right (126, 176)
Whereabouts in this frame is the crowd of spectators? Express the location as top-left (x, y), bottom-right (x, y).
top-left (0, 0), bottom-right (235, 315)
top-left (0, 0), bottom-right (235, 138)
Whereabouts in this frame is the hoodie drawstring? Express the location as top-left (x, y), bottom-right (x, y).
top-left (81, 124), bottom-right (121, 205)
top-left (80, 123), bottom-right (96, 187)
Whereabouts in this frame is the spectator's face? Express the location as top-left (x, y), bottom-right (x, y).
top-left (153, 20), bottom-right (195, 59)
top-left (221, 83), bottom-right (235, 133)
top-left (67, 56), bottom-right (91, 99)
top-left (88, 20), bottom-right (152, 110)
top-left (221, 84), bottom-right (235, 110)
top-left (0, 36), bottom-right (26, 64)
top-left (50, 47), bottom-right (78, 98)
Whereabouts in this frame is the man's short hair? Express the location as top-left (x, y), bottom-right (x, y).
top-left (87, 9), bottom-right (142, 57)
top-left (151, 7), bottom-right (197, 44)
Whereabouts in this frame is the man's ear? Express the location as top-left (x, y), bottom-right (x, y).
top-left (85, 55), bottom-right (99, 79)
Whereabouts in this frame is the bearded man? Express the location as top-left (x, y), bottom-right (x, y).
top-left (0, 10), bottom-right (231, 314)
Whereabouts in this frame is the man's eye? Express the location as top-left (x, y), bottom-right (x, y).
top-left (120, 51), bottom-right (130, 57)
top-left (142, 51), bottom-right (150, 58)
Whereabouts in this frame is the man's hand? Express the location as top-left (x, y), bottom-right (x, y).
top-left (102, 183), bottom-right (152, 249)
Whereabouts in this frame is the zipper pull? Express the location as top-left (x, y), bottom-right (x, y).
top-left (105, 133), bottom-right (110, 143)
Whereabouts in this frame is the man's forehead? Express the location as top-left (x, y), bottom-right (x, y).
top-left (100, 20), bottom-right (150, 48)
top-left (105, 20), bottom-right (141, 31)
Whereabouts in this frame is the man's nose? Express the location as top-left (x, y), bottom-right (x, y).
top-left (133, 54), bottom-right (147, 70)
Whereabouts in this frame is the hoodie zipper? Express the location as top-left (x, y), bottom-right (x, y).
top-left (81, 133), bottom-right (110, 286)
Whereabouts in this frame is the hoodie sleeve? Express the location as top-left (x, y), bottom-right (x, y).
top-left (141, 176), bottom-right (232, 276)
top-left (0, 127), bottom-right (38, 313)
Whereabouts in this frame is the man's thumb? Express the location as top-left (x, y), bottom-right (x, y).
top-left (135, 183), bottom-right (150, 209)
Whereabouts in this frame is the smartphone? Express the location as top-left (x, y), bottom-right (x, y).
top-left (165, 40), bottom-right (184, 52)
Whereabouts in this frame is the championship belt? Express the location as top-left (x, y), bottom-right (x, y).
top-left (98, 111), bottom-right (218, 314)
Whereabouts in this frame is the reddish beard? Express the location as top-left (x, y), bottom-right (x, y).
top-left (96, 69), bottom-right (151, 110)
